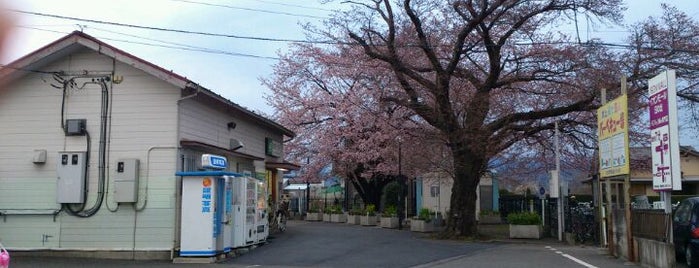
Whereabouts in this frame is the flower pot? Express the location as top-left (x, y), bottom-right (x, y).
top-left (410, 219), bottom-right (434, 232)
top-left (509, 224), bottom-right (542, 239)
top-left (360, 215), bottom-right (377, 226)
top-left (323, 213), bottom-right (331, 222)
top-left (346, 214), bottom-right (360, 224)
top-left (380, 216), bottom-right (399, 229)
top-left (331, 213), bottom-right (347, 223)
top-left (306, 212), bottom-right (322, 221)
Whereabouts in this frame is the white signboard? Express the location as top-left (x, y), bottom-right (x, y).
top-left (648, 70), bottom-right (682, 191)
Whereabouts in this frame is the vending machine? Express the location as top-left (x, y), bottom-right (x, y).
top-left (256, 178), bottom-right (268, 243)
top-left (231, 176), bottom-right (268, 247)
top-left (177, 154), bottom-right (240, 257)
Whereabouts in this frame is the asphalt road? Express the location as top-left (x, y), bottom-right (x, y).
top-left (9, 220), bottom-right (642, 268)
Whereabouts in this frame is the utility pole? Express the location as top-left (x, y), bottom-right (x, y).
top-left (555, 121), bottom-right (563, 242)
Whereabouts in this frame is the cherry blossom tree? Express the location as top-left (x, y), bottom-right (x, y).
top-left (264, 43), bottom-right (448, 207)
top-left (266, 1), bottom-right (699, 239)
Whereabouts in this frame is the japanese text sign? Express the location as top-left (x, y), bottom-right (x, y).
top-left (649, 70), bottom-right (682, 191)
top-left (597, 94), bottom-right (629, 178)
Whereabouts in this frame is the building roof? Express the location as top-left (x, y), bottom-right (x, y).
top-left (630, 146), bottom-right (699, 170)
top-left (0, 31), bottom-right (294, 138)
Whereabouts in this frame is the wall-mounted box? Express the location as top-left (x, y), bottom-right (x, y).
top-left (56, 151), bottom-right (86, 203)
top-left (114, 159), bottom-right (139, 203)
top-left (64, 119), bottom-right (86, 136)
top-left (33, 149), bottom-right (47, 164)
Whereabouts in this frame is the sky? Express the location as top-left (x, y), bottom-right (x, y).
top-left (1, 1), bottom-right (698, 122)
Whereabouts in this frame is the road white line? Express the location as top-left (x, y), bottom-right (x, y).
top-left (544, 246), bottom-right (599, 268)
top-left (561, 253), bottom-right (599, 268)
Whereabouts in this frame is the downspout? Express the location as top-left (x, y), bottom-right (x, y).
top-left (171, 84), bottom-right (199, 258)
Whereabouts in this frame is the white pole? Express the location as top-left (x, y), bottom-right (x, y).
top-left (555, 121), bottom-right (563, 242)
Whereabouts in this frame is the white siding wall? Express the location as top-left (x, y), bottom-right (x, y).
top-left (178, 99), bottom-right (283, 168)
top-left (0, 48), bottom-right (179, 250)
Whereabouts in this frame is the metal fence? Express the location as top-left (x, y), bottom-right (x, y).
top-left (631, 209), bottom-right (671, 242)
top-left (499, 196), bottom-right (598, 245)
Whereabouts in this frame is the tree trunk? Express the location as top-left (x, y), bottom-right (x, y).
top-left (441, 147), bottom-right (486, 238)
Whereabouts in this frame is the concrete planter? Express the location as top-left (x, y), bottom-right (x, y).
top-left (360, 215), bottom-right (378, 226)
top-left (410, 219), bottom-right (434, 232)
top-left (306, 212), bottom-right (322, 221)
top-left (331, 213), bottom-right (347, 223)
top-left (346, 214), bottom-right (361, 224)
top-left (380, 217), bottom-right (399, 229)
top-left (323, 213), bottom-right (331, 222)
top-left (509, 224), bottom-right (542, 239)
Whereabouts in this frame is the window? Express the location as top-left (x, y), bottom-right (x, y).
top-left (430, 185), bottom-right (440, 197)
top-left (675, 201), bottom-right (692, 223)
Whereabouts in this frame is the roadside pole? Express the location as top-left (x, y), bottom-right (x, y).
top-left (555, 121), bottom-right (562, 242)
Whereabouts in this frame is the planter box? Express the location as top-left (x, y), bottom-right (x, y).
top-left (323, 213), bottom-right (331, 222)
top-left (410, 219), bottom-right (434, 232)
top-left (331, 213), bottom-right (347, 223)
top-left (360, 215), bottom-right (377, 226)
top-left (380, 217), bottom-right (399, 229)
top-left (306, 212), bottom-right (321, 221)
top-left (346, 214), bottom-right (361, 224)
top-left (509, 224), bottom-right (542, 239)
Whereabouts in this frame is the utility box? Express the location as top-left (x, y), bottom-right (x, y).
top-left (114, 159), bottom-right (139, 203)
top-left (56, 151), bottom-right (87, 203)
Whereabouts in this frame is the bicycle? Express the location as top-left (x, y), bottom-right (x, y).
top-left (270, 195), bottom-right (290, 233)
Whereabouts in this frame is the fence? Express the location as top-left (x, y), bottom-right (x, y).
top-left (631, 209), bottom-right (671, 242)
top-left (499, 196), bottom-right (598, 245)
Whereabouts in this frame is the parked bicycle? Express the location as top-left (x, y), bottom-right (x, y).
top-left (270, 194), bottom-right (290, 233)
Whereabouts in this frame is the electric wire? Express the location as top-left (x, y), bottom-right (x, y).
top-left (7, 9), bottom-right (336, 44)
top-left (169, 0), bottom-right (328, 19)
top-left (13, 25), bottom-right (279, 60)
top-left (8, 10), bottom-right (699, 55)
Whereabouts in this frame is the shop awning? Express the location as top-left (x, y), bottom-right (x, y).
top-left (266, 161), bottom-right (301, 171)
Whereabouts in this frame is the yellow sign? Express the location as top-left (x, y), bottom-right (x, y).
top-left (597, 94), bottom-right (630, 177)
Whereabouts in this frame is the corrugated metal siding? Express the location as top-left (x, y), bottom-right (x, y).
top-left (0, 48), bottom-right (178, 250)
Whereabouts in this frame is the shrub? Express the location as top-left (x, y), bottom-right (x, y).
top-left (349, 206), bottom-right (363, 215)
top-left (364, 204), bottom-right (376, 216)
top-left (417, 208), bottom-right (432, 222)
top-left (506, 212), bottom-right (541, 225)
top-left (381, 181), bottom-right (401, 211)
top-left (383, 205), bottom-right (397, 217)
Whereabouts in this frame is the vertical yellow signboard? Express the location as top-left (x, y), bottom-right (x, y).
top-left (597, 94), bottom-right (630, 177)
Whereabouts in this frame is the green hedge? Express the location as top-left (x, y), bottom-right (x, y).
top-left (506, 212), bottom-right (542, 225)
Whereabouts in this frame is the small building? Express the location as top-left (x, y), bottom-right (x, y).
top-left (0, 31), bottom-right (297, 259)
top-left (628, 146), bottom-right (699, 197)
top-left (416, 171), bottom-right (499, 220)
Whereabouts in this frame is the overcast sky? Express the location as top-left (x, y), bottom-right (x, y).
top-left (1, 0), bottom-right (698, 119)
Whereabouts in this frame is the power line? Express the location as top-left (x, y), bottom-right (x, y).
top-left (16, 25), bottom-right (279, 60)
top-left (7, 9), bottom-right (336, 45)
top-left (169, 0), bottom-right (329, 19)
top-left (9, 9), bottom-right (698, 57)
top-left (252, 0), bottom-right (335, 12)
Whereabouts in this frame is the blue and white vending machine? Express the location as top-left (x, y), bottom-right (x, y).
top-left (177, 154), bottom-right (239, 257)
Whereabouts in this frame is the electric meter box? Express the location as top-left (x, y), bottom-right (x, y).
top-left (56, 151), bottom-right (87, 203)
top-left (114, 159), bottom-right (139, 203)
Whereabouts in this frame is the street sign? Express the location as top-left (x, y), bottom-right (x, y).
top-left (539, 186), bottom-right (546, 199)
